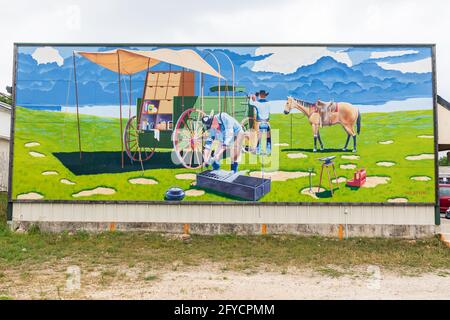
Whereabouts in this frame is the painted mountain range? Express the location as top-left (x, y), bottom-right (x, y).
top-left (15, 46), bottom-right (433, 106)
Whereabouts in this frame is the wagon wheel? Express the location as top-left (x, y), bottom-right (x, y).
top-left (240, 117), bottom-right (257, 153)
top-left (173, 108), bottom-right (207, 169)
top-left (124, 116), bottom-right (155, 162)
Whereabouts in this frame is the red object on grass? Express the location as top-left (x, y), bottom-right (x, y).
top-left (346, 168), bottom-right (367, 187)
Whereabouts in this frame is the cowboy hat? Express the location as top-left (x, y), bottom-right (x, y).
top-left (255, 90), bottom-right (269, 97)
top-left (201, 110), bottom-right (215, 129)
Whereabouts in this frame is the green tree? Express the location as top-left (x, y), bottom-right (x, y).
top-left (0, 92), bottom-right (12, 105)
top-left (439, 156), bottom-right (448, 166)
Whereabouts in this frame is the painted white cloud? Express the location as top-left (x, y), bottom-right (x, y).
top-left (31, 46), bottom-right (64, 66)
top-left (251, 47), bottom-right (352, 74)
top-left (370, 50), bottom-right (418, 59)
top-left (377, 57), bottom-right (432, 73)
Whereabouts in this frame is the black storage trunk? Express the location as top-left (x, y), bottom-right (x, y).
top-left (196, 170), bottom-right (271, 201)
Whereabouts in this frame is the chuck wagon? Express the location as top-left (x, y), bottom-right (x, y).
top-left (73, 48), bottom-right (252, 169)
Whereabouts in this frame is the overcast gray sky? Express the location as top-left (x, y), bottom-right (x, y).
top-left (1, 0), bottom-right (449, 98)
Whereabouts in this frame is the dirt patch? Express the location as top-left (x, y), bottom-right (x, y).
top-left (24, 142), bottom-right (40, 147)
top-left (175, 173), bottom-right (197, 180)
top-left (29, 151), bottom-right (45, 158)
top-left (388, 198), bottom-right (408, 203)
top-left (185, 189), bottom-right (205, 197)
top-left (405, 154), bottom-right (434, 161)
top-left (287, 153), bottom-right (308, 159)
top-left (417, 135), bottom-right (433, 139)
top-left (60, 179), bottom-right (76, 185)
top-left (5, 264), bottom-right (450, 300)
top-left (273, 143), bottom-right (289, 146)
top-left (128, 178), bottom-right (158, 185)
top-left (301, 187), bottom-right (326, 199)
top-left (72, 187), bottom-right (116, 198)
top-left (377, 161), bottom-right (396, 167)
top-left (249, 171), bottom-right (314, 181)
top-left (340, 164), bottom-right (357, 170)
top-left (332, 177), bottom-right (347, 184)
top-left (17, 192), bottom-right (44, 200)
top-left (341, 155), bottom-right (360, 160)
top-left (42, 171), bottom-right (58, 175)
top-left (362, 176), bottom-right (390, 188)
top-left (379, 140), bottom-right (394, 144)
top-left (411, 176), bottom-right (432, 181)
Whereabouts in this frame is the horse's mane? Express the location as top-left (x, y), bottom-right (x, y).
top-left (291, 97), bottom-right (316, 108)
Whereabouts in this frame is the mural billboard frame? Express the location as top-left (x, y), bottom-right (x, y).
top-left (7, 43), bottom-right (439, 212)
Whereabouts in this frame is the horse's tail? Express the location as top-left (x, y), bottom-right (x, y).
top-left (356, 109), bottom-right (361, 135)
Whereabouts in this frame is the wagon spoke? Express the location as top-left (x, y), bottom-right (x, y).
top-left (182, 150), bottom-right (193, 165)
top-left (176, 139), bottom-right (190, 150)
top-left (194, 150), bottom-right (202, 165)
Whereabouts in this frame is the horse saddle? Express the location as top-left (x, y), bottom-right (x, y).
top-left (316, 100), bottom-right (338, 126)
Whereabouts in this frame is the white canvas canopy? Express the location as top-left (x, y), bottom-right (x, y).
top-left (76, 48), bottom-right (224, 78)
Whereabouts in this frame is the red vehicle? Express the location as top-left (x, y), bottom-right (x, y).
top-left (439, 184), bottom-right (450, 213)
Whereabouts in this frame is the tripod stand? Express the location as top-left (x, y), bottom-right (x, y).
top-left (317, 156), bottom-right (338, 196)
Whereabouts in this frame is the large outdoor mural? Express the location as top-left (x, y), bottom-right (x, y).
top-left (12, 45), bottom-right (436, 203)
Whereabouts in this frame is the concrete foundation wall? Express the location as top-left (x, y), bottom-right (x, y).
top-left (11, 202), bottom-right (438, 238)
top-left (13, 221), bottom-right (437, 239)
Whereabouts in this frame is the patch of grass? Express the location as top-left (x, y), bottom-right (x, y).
top-left (316, 266), bottom-right (348, 278)
top-left (11, 107), bottom-right (435, 203)
top-left (0, 193), bottom-right (448, 277)
top-left (0, 192), bottom-right (7, 228)
top-left (144, 274), bottom-right (158, 281)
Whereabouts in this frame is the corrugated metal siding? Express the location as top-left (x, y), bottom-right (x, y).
top-left (12, 203), bottom-right (436, 226)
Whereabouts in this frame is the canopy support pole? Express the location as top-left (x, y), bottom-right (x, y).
top-left (200, 72), bottom-right (204, 111)
top-left (216, 52), bottom-right (235, 116)
top-left (117, 53), bottom-right (124, 168)
top-left (181, 68), bottom-right (185, 112)
top-left (129, 74), bottom-right (132, 119)
top-left (138, 58), bottom-right (151, 130)
top-left (72, 51), bottom-right (82, 160)
top-left (203, 51), bottom-right (221, 113)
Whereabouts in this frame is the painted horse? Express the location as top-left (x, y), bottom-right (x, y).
top-left (284, 96), bottom-right (361, 152)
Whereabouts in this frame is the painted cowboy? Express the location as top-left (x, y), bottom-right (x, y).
top-left (201, 111), bottom-right (244, 173)
top-left (248, 90), bottom-right (272, 154)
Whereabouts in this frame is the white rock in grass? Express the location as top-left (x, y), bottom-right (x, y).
top-left (42, 171), bottom-right (58, 175)
top-left (379, 140), bottom-right (394, 145)
top-left (301, 187), bottom-right (326, 199)
top-left (72, 187), bottom-right (116, 198)
top-left (410, 176), bottom-right (432, 181)
top-left (287, 153), bottom-right (307, 159)
top-left (362, 176), bottom-right (390, 188)
top-left (405, 154), bottom-right (434, 161)
top-left (249, 171), bottom-right (314, 181)
top-left (376, 161), bottom-right (396, 167)
top-left (185, 189), bottom-right (205, 197)
top-left (25, 142), bottom-right (40, 147)
top-left (387, 198), bottom-right (408, 203)
top-left (60, 178), bottom-right (76, 185)
top-left (417, 135), bottom-right (433, 139)
top-left (175, 173), bottom-right (197, 180)
top-left (17, 192), bottom-right (44, 200)
top-left (332, 177), bottom-right (347, 184)
top-left (128, 178), bottom-right (158, 185)
top-left (341, 155), bottom-right (360, 160)
top-left (340, 164), bottom-right (357, 170)
top-left (29, 151), bottom-right (45, 157)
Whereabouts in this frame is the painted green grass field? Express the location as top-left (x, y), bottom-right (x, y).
top-left (12, 106), bottom-right (435, 203)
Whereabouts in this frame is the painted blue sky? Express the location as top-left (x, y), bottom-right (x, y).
top-left (16, 45), bottom-right (432, 106)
